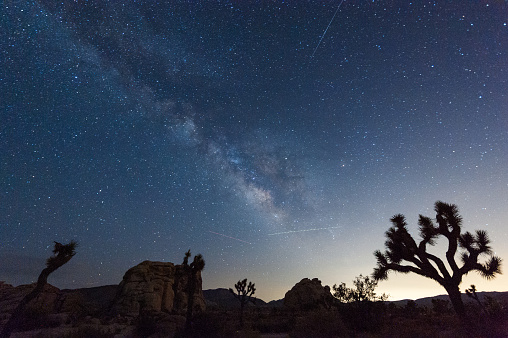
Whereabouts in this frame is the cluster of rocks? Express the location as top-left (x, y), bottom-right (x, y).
top-left (1, 258), bottom-right (336, 337)
top-left (0, 260), bottom-right (205, 337)
top-left (202, 278), bottom-right (334, 312)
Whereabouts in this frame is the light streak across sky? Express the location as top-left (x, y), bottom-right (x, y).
top-left (268, 226), bottom-right (341, 236)
top-left (208, 231), bottom-right (252, 245)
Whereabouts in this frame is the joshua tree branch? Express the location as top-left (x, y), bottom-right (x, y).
top-left (383, 262), bottom-right (429, 278)
top-left (421, 251), bottom-right (450, 281)
top-left (446, 235), bottom-right (460, 274)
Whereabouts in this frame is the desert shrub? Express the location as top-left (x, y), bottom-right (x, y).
top-left (432, 299), bottom-right (452, 315)
top-left (290, 310), bottom-right (347, 338)
top-left (336, 301), bottom-right (387, 333)
top-left (460, 298), bottom-right (508, 337)
top-left (483, 296), bottom-right (505, 319)
top-left (381, 315), bottom-right (461, 337)
top-left (402, 300), bottom-right (421, 318)
top-left (253, 311), bottom-right (294, 333)
top-left (181, 311), bottom-right (237, 338)
top-left (64, 325), bottom-right (112, 338)
top-left (137, 312), bottom-right (186, 337)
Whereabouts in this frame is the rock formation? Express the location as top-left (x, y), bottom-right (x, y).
top-left (0, 282), bottom-right (64, 320)
top-left (110, 260), bottom-right (206, 316)
top-left (0, 260), bottom-right (206, 336)
top-left (284, 278), bottom-right (334, 311)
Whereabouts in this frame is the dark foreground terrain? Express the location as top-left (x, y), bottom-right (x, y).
top-left (190, 301), bottom-right (508, 338)
top-left (1, 281), bottom-right (507, 337)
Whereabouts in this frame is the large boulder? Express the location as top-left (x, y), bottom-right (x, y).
top-left (0, 282), bottom-right (61, 317)
top-left (0, 282), bottom-right (118, 331)
top-left (284, 278), bottom-right (334, 311)
top-left (111, 260), bottom-right (206, 316)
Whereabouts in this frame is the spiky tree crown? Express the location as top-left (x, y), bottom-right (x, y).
top-left (191, 254), bottom-right (205, 272)
top-left (229, 278), bottom-right (256, 304)
top-left (46, 240), bottom-right (78, 270)
top-left (182, 250), bottom-right (205, 272)
top-left (373, 201), bottom-right (502, 284)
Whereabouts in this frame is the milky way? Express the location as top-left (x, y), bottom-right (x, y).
top-left (1, 1), bottom-right (507, 301)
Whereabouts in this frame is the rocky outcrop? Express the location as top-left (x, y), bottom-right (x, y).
top-left (0, 282), bottom-right (62, 321)
top-left (284, 278), bottom-right (334, 311)
top-left (0, 260), bottom-right (205, 336)
top-left (110, 260), bottom-right (206, 316)
top-left (0, 283), bottom-right (118, 318)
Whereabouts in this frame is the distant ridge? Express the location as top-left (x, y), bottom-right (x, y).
top-left (203, 288), bottom-right (272, 310)
top-left (203, 288), bottom-right (508, 310)
top-left (390, 291), bottom-right (508, 308)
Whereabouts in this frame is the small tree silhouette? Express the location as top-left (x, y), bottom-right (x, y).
top-left (229, 278), bottom-right (256, 329)
top-left (182, 249), bottom-right (205, 334)
top-left (373, 201), bottom-right (502, 319)
top-left (465, 284), bottom-right (503, 319)
top-left (466, 284), bottom-right (485, 310)
top-left (1, 241), bottom-right (77, 338)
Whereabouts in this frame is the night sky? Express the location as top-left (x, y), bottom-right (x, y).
top-left (1, 1), bottom-right (507, 302)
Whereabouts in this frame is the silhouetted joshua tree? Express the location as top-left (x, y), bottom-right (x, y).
top-left (466, 284), bottom-right (504, 319)
top-left (1, 241), bottom-right (77, 338)
top-left (229, 278), bottom-right (256, 329)
top-left (373, 201), bottom-right (502, 319)
top-left (182, 249), bottom-right (205, 334)
top-left (465, 284), bottom-right (485, 310)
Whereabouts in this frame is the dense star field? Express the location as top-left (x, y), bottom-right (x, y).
top-left (1, 1), bottom-right (507, 302)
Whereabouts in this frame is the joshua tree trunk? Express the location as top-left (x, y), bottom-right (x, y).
top-left (182, 250), bottom-right (204, 336)
top-left (0, 273), bottom-right (51, 338)
top-left (445, 284), bottom-right (466, 320)
top-left (240, 302), bottom-right (245, 329)
top-left (185, 275), bottom-right (196, 333)
top-left (1, 241), bottom-right (77, 338)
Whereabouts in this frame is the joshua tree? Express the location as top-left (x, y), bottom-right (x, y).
top-left (333, 274), bottom-right (388, 303)
top-left (182, 249), bottom-right (205, 334)
top-left (1, 241), bottom-right (78, 338)
top-left (373, 201), bottom-right (502, 319)
top-left (465, 284), bottom-right (485, 310)
top-left (465, 284), bottom-right (502, 318)
top-left (229, 278), bottom-right (256, 329)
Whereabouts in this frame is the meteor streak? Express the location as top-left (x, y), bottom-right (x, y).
top-left (268, 226), bottom-right (341, 236)
top-left (208, 231), bottom-right (252, 244)
top-left (311, 0), bottom-right (346, 58)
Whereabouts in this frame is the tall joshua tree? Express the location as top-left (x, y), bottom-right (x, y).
top-left (229, 278), bottom-right (256, 329)
top-left (182, 249), bottom-right (205, 334)
top-left (373, 201), bottom-right (502, 319)
top-left (1, 241), bottom-right (78, 338)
